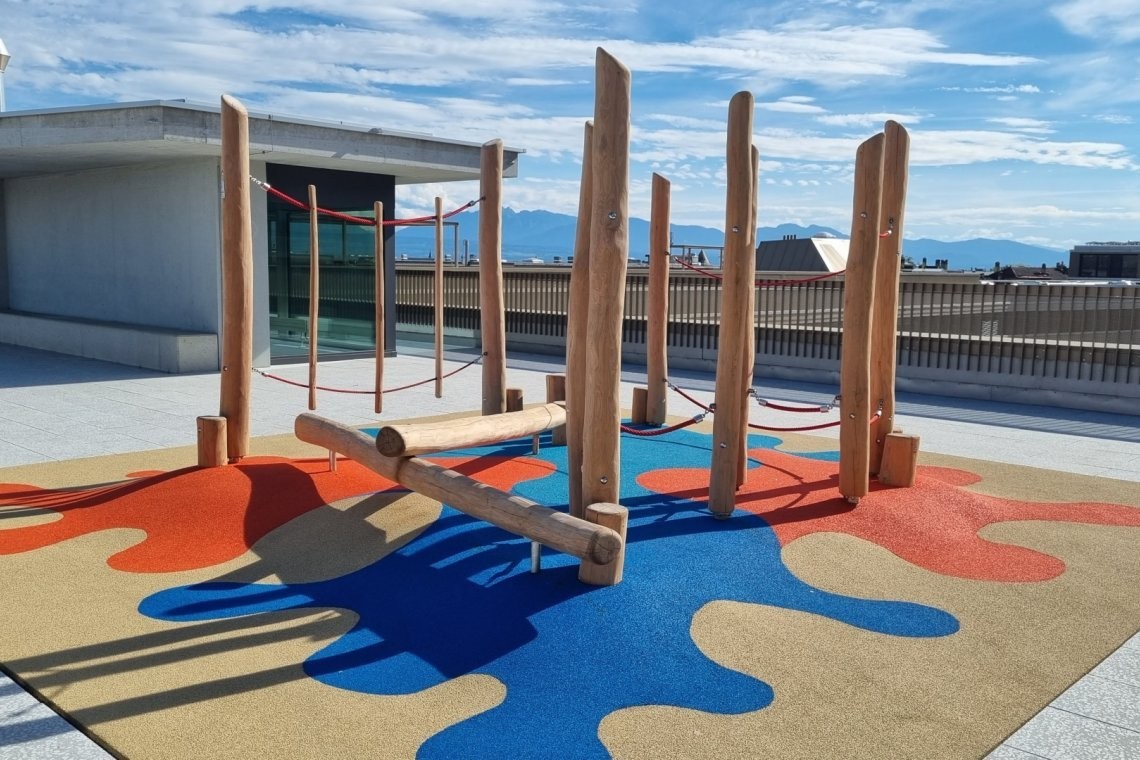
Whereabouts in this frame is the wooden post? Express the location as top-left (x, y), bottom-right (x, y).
top-left (565, 120), bottom-right (594, 519)
top-left (869, 122), bottom-right (910, 474)
top-left (839, 133), bottom-right (885, 502)
top-left (582, 48), bottom-right (631, 510)
top-left (878, 432), bottom-right (920, 487)
top-left (374, 201), bottom-right (385, 414)
top-left (434, 196), bottom-right (444, 399)
top-left (377, 402), bottom-right (566, 457)
top-left (631, 387), bottom-right (648, 424)
top-left (506, 387), bottom-right (524, 413)
top-left (307, 184), bottom-right (320, 411)
top-left (545, 374), bottom-right (567, 445)
top-left (480, 140), bottom-right (508, 416)
top-left (578, 502), bottom-right (628, 586)
top-left (709, 91), bottom-right (755, 517)
top-left (297, 414), bottom-right (622, 571)
top-left (737, 144), bottom-right (760, 487)
top-left (219, 95), bottom-right (253, 462)
top-left (196, 415), bottom-right (227, 468)
top-left (646, 172), bottom-right (671, 425)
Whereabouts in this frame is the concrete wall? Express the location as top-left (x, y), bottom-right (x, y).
top-left (0, 180), bottom-right (7, 311)
top-left (6, 159), bottom-right (223, 332)
top-left (3, 158), bottom-right (271, 371)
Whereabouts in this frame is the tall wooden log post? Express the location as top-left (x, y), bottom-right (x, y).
top-left (708, 91), bottom-right (755, 518)
top-left (434, 196), bottom-right (444, 398)
top-left (869, 121), bottom-right (911, 475)
top-left (582, 48), bottom-right (631, 512)
top-left (307, 185), bottom-right (320, 411)
top-left (218, 94), bottom-right (253, 462)
top-left (565, 121), bottom-right (594, 519)
top-left (480, 140), bottom-right (507, 416)
top-left (646, 172), bottom-right (671, 426)
top-left (838, 133), bottom-right (885, 502)
top-left (374, 201), bottom-right (385, 414)
top-left (736, 145), bottom-right (760, 487)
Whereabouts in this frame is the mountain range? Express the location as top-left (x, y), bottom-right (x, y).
top-left (394, 208), bottom-right (1067, 272)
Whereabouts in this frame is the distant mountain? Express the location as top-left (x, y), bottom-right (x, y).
top-left (901, 237), bottom-right (1067, 272)
top-left (393, 208), bottom-right (1064, 271)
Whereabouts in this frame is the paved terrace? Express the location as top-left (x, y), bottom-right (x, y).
top-left (1, 342), bottom-right (1137, 759)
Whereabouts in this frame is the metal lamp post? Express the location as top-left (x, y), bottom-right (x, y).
top-left (0, 38), bottom-right (10, 112)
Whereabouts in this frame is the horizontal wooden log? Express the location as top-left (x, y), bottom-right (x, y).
top-left (376, 402), bottom-right (567, 457)
top-left (296, 413), bottom-right (619, 566)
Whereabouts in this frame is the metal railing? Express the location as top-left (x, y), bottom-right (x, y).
top-left (272, 262), bottom-right (1140, 409)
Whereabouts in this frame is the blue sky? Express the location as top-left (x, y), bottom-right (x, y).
top-left (2, 0), bottom-right (1138, 250)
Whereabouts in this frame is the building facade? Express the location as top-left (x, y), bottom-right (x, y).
top-left (1069, 242), bottom-right (1139, 280)
top-left (0, 100), bottom-right (519, 371)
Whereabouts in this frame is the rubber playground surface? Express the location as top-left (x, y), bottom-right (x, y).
top-left (1, 414), bottom-right (1138, 759)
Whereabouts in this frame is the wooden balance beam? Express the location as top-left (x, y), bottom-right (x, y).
top-left (375, 402), bottom-right (566, 457)
top-left (296, 413), bottom-right (624, 584)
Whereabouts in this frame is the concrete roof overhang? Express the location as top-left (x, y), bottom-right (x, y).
top-left (0, 100), bottom-right (521, 183)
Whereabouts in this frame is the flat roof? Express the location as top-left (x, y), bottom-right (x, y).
top-left (0, 99), bottom-right (522, 183)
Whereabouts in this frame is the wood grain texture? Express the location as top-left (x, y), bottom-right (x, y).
top-left (480, 141), bottom-right (507, 416)
top-left (582, 48), bottom-right (631, 510)
top-left (374, 201), bottom-right (385, 414)
top-left (219, 95), bottom-right (253, 460)
top-left (869, 122), bottom-right (910, 474)
top-left (376, 403), bottom-right (567, 457)
top-left (296, 413), bottom-right (622, 566)
top-left (565, 120), bottom-right (594, 519)
top-left (646, 172), bottom-right (671, 425)
top-left (307, 185), bottom-right (319, 412)
top-left (839, 133), bottom-right (885, 501)
top-left (709, 91), bottom-right (755, 516)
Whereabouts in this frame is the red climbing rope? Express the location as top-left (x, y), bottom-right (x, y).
top-left (251, 176), bottom-right (480, 227)
top-left (619, 413), bottom-right (707, 437)
top-left (667, 381), bottom-right (713, 413)
top-left (749, 388), bottom-right (838, 413)
top-left (253, 354), bottom-right (482, 395)
top-left (671, 255), bottom-right (724, 280)
top-left (746, 409), bottom-right (881, 433)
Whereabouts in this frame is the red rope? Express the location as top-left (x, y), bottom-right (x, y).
top-left (620, 415), bottom-right (705, 436)
top-left (668, 383), bottom-right (713, 412)
top-left (747, 418), bottom-right (840, 432)
top-left (256, 179), bottom-right (479, 227)
top-left (671, 256), bottom-right (723, 280)
top-left (253, 354), bottom-right (481, 395)
top-left (746, 409), bottom-right (881, 433)
top-left (752, 395), bottom-right (834, 413)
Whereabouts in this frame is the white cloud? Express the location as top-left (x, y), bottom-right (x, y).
top-left (758, 97), bottom-right (827, 114)
top-left (987, 117), bottom-right (1055, 134)
top-left (816, 112), bottom-right (922, 128)
top-left (1053, 0), bottom-right (1140, 44)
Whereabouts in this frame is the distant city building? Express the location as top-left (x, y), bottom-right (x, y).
top-left (1069, 241), bottom-right (1139, 279)
top-left (756, 234), bottom-right (848, 272)
top-left (984, 265), bottom-right (1070, 282)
